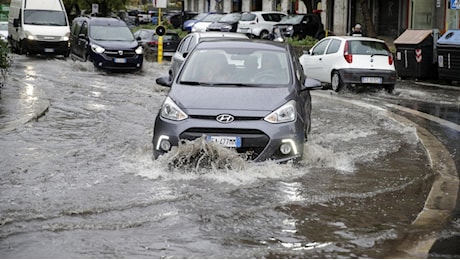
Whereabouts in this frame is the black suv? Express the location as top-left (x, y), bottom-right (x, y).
top-left (70, 16), bottom-right (143, 71)
top-left (273, 14), bottom-right (325, 40)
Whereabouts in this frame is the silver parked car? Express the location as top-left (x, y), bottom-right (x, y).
top-left (153, 39), bottom-right (321, 163)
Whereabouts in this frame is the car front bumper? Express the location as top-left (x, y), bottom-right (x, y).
top-left (152, 115), bottom-right (306, 163)
top-left (89, 52), bottom-right (143, 70)
top-left (338, 68), bottom-right (397, 85)
top-left (23, 39), bottom-right (70, 56)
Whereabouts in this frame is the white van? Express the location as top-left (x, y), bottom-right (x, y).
top-left (8, 0), bottom-right (70, 56)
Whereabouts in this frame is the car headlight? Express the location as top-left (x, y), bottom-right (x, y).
top-left (264, 100), bottom-right (296, 124)
top-left (135, 45), bottom-right (143, 54)
top-left (160, 96), bottom-right (188, 121)
top-left (91, 44), bottom-right (105, 54)
top-left (287, 25), bottom-right (294, 32)
top-left (24, 31), bottom-right (36, 40)
top-left (223, 25), bottom-right (232, 30)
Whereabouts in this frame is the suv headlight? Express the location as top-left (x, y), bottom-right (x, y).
top-left (135, 45), bottom-right (143, 55)
top-left (91, 44), bottom-right (105, 54)
top-left (264, 100), bottom-right (296, 124)
top-left (160, 97), bottom-right (188, 121)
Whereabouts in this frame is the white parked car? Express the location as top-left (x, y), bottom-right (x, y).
top-left (237, 11), bottom-right (286, 39)
top-left (0, 21), bottom-right (8, 42)
top-left (300, 36), bottom-right (397, 92)
top-left (191, 13), bottom-right (225, 32)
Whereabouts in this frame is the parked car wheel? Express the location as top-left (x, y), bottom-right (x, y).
top-left (385, 84), bottom-right (395, 94)
top-left (331, 71), bottom-right (347, 92)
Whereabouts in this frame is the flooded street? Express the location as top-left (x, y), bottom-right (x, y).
top-left (0, 55), bottom-right (443, 258)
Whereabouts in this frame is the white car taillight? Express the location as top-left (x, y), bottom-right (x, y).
top-left (343, 40), bottom-right (352, 63)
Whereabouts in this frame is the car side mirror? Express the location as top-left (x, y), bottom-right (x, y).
top-left (156, 76), bottom-right (172, 87)
top-left (182, 52), bottom-right (188, 59)
top-left (303, 50), bottom-right (311, 55)
top-left (136, 36), bottom-right (141, 41)
top-left (303, 77), bottom-right (321, 89)
top-left (78, 33), bottom-right (86, 39)
top-left (13, 18), bottom-right (20, 27)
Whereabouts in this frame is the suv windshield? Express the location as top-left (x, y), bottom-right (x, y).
top-left (24, 10), bottom-right (67, 26)
top-left (90, 25), bottom-right (135, 41)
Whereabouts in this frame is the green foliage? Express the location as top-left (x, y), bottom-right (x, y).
top-left (0, 40), bottom-right (10, 87)
top-left (286, 36), bottom-right (318, 49)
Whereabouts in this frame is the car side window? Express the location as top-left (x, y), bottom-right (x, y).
top-left (326, 39), bottom-right (341, 54)
top-left (80, 22), bottom-right (88, 37)
top-left (177, 35), bottom-right (191, 54)
top-left (311, 39), bottom-right (330, 55)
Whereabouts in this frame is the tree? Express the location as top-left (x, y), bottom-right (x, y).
top-left (62, 0), bottom-right (129, 17)
top-left (358, 0), bottom-right (377, 37)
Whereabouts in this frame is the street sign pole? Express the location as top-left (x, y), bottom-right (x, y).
top-left (153, 0), bottom-right (167, 64)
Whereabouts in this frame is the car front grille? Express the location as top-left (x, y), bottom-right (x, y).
top-left (179, 128), bottom-right (269, 160)
top-left (104, 50), bottom-right (137, 58)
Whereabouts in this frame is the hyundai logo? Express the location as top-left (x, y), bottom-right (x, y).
top-left (216, 114), bottom-right (234, 123)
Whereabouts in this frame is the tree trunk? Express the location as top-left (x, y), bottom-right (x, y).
top-left (359, 0), bottom-right (377, 37)
top-left (300, 0), bottom-right (314, 14)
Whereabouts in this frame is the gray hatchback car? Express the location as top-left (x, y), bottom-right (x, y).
top-left (153, 39), bottom-right (320, 163)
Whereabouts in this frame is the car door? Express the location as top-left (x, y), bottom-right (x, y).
top-left (301, 38), bottom-right (330, 82)
top-left (75, 21), bottom-right (89, 60)
top-left (170, 34), bottom-right (193, 79)
top-left (319, 38), bottom-right (342, 83)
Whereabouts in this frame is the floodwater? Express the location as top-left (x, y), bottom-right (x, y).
top-left (0, 55), bottom-right (435, 258)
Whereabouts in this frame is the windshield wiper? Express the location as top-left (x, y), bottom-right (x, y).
top-left (179, 81), bottom-right (212, 86)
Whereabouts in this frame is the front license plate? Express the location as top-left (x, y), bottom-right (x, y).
top-left (361, 77), bottom-right (382, 84)
top-left (206, 136), bottom-right (242, 148)
top-left (44, 48), bottom-right (55, 53)
top-left (114, 58), bottom-right (127, 63)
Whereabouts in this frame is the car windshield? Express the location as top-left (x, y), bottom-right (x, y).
top-left (279, 15), bottom-right (304, 23)
top-left (90, 25), bottom-right (135, 41)
top-left (191, 13), bottom-right (208, 20)
top-left (179, 48), bottom-right (290, 85)
top-left (349, 40), bottom-right (390, 55)
top-left (240, 13), bottom-right (256, 21)
top-left (219, 13), bottom-right (242, 23)
top-left (201, 14), bottom-right (224, 22)
top-left (24, 10), bottom-right (67, 26)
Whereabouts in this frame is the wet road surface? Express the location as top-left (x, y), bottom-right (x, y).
top-left (0, 54), bottom-right (453, 258)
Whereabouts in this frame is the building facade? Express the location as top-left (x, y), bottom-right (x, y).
top-left (181, 0), bottom-right (459, 38)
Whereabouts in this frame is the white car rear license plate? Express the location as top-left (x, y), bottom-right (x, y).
top-left (44, 48), bottom-right (55, 53)
top-left (206, 136), bottom-right (242, 148)
top-left (361, 77), bottom-right (382, 84)
top-left (114, 58), bottom-right (127, 63)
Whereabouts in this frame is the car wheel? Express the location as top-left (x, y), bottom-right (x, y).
top-left (331, 71), bottom-right (347, 92)
top-left (384, 84), bottom-right (395, 94)
top-left (259, 30), bottom-right (269, 39)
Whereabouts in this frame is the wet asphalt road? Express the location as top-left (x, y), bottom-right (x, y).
top-left (0, 54), bottom-right (458, 258)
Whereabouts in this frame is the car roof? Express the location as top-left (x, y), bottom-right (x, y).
top-left (325, 35), bottom-right (386, 43)
top-left (244, 11), bottom-right (285, 14)
top-left (192, 31), bottom-right (249, 39)
top-left (75, 16), bottom-right (127, 26)
top-left (194, 39), bottom-right (287, 52)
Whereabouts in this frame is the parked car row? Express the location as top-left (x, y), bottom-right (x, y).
top-left (183, 11), bottom-right (326, 41)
